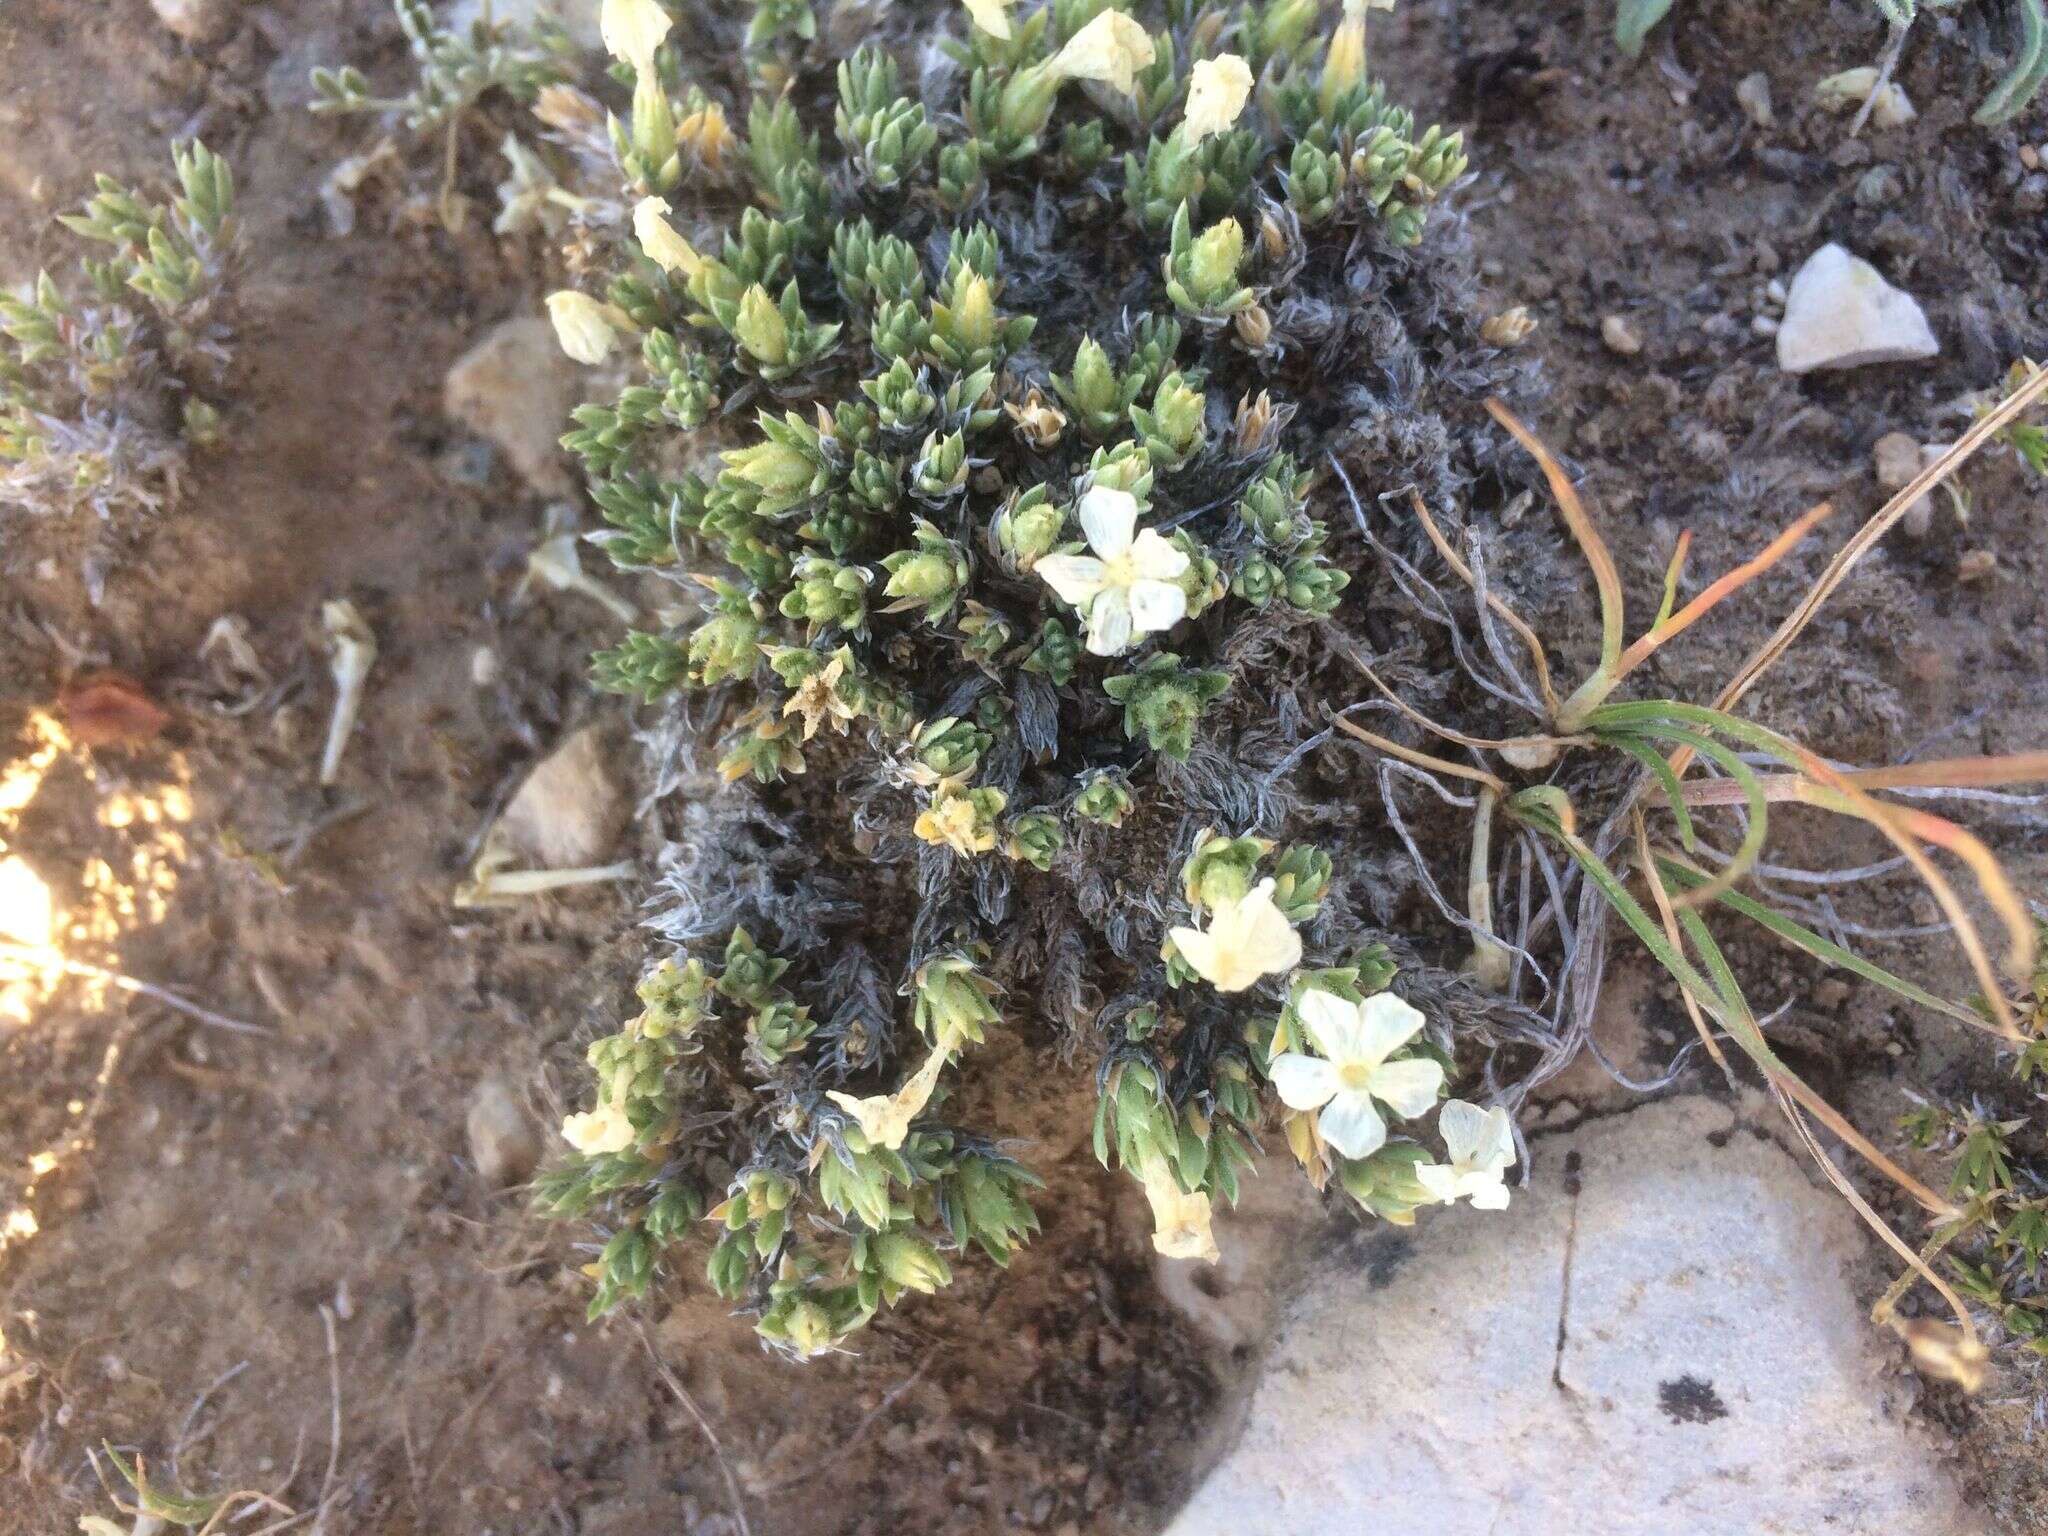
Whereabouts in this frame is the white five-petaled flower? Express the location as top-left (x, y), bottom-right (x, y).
top-left (961, 0), bottom-right (1012, 39)
top-left (1167, 877), bottom-right (1302, 993)
top-left (1270, 989), bottom-right (1444, 1160)
top-left (1035, 487), bottom-right (1188, 656)
top-left (827, 1048), bottom-right (949, 1151)
top-left (561, 1095), bottom-right (636, 1156)
top-left (1183, 55), bottom-right (1254, 143)
top-left (546, 291), bottom-right (622, 364)
top-left (601, 0), bottom-right (673, 74)
top-left (1416, 1098), bottom-right (1516, 1209)
top-left (1051, 9), bottom-right (1158, 95)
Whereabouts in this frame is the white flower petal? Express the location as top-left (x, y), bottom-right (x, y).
top-left (1471, 1104), bottom-right (1516, 1173)
top-left (1139, 1154), bottom-right (1219, 1262)
top-left (1467, 1177), bottom-right (1511, 1210)
top-left (1077, 486), bottom-right (1138, 557)
top-left (601, 0), bottom-right (673, 73)
top-left (1168, 923), bottom-right (1224, 985)
top-left (1127, 527), bottom-right (1190, 580)
top-left (562, 1100), bottom-right (635, 1155)
top-left (1036, 553), bottom-right (1108, 607)
top-left (1436, 1097), bottom-right (1490, 1163)
top-left (1369, 1055), bottom-right (1445, 1120)
top-left (1126, 578), bottom-right (1187, 635)
top-left (546, 290), bottom-right (619, 365)
top-left (1227, 879), bottom-right (1303, 976)
top-left (1085, 588), bottom-right (1135, 656)
top-left (1353, 989), bottom-right (1428, 1064)
top-left (961, 0), bottom-right (1012, 39)
top-left (1269, 1052), bottom-right (1340, 1112)
top-left (633, 196), bottom-right (704, 277)
top-left (1317, 1090), bottom-right (1387, 1160)
top-left (1183, 54), bottom-right (1254, 143)
top-left (1052, 9), bottom-right (1157, 95)
top-left (1414, 1161), bottom-right (1459, 1204)
top-left (1294, 985), bottom-right (1363, 1062)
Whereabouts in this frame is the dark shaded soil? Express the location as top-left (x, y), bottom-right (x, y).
top-left (1, 0), bottom-right (2044, 1532)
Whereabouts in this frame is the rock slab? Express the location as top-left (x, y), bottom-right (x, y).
top-left (1166, 1098), bottom-right (1982, 1536)
top-left (1777, 243), bottom-right (1939, 374)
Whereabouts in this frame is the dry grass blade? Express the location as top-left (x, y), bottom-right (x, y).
top-left (1790, 758), bottom-right (2030, 1039)
top-left (1485, 399), bottom-right (1625, 672)
top-left (1632, 810), bottom-right (1730, 1075)
top-left (1331, 712), bottom-right (1509, 792)
top-left (1710, 364), bottom-right (2048, 717)
top-left (1679, 749), bottom-right (2048, 804)
top-left (1339, 646), bottom-right (1582, 756)
top-left (1611, 501), bottom-right (1833, 679)
top-left (1406, 490), bottom-right (1560, 715)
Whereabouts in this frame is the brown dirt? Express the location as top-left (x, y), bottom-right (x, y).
top-left (1, 0), bottom-right (2044, 1532)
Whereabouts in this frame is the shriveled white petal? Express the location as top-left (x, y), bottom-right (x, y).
top-left (1353, 989), bottom-right (1428, 1065)
top-left (1036, 552), bottom-right (1109, 607)
top-left (1126, 527), bottom-right (1190, 580)
top-left (1126, 578), bottom-right (1187, 635)
top-left (1183, 54), bottom-right (1254, 143)
top-left (1085, 588), bottom-right (1135, 655)
top-left (1167, 922), bottom-right (1224, 984)
top-left (1139, 1153), bottom-right (1219, 1262)
top-left (561, 1099), bottom-right (635, 1155)
top-left (633, 196), bottom-right (704, 277)
top-left (546, 290), bottom-right (619, 365)
top-left (1052, 9), bottom-right (1157, 95)
top-left (825, 1049), bottom-right (949, 1150)
top-left (1369, 1055), bottom-right (1444, 1119)
top-left (1296, 985), bottom-right (1367, 1064)
top-left (1317, 1090), bottom-right (1387, 1161)
top-left (601, 0), bottom-right (673, 73)
top-left (1077, 485), bottom-right (1138, 557)
top-left (1269, 1051), bottom-right (1340, 1112)
top-left (961, 0), bottom-right (1012, 39)
top-left (1173, 879), bottom-right (1301, 992)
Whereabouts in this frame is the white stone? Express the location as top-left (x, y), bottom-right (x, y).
top-left (466, 1077), bottom-right (540, 1187)
top-left (499, 727), bottom-right (627, 869)
top-left (1777, 244), bottom-right (1939, 375)
top-left (152, 0), bottom-right (236, 43)
top-left (443, 317), bottom-right (583, 497)
top-left (1167, 1098), bottom-right (1984, 1536)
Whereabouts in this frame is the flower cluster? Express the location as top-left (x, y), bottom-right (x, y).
top-left (534, 0), bottom-right (1498, 1355)
top-left (1, 142), bottom-right (237, 538)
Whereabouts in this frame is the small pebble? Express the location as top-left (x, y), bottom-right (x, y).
top-left (1872, 432), bottom-right (1923, 491)
top-left (467, 1077), bottom-right (542, 1188)
top-left (1600, 315), bottom-right (1644, 356)
top-left (1854, 164), bottom-right (1904, 209)
top-left (1735, 72), bottom-right (1774, 129)
top-left (151, 0), bottom-right (235, 43)
top-left (1957, 549), bottom-right (1998, 583)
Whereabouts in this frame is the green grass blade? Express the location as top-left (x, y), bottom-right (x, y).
top-left (1615, 0), bottom-right (1679, 58)
top-left (1606, 734), bottom-right (1698, 850)
top-left (1655, 858), bottom-right (1986, 1028)
top-left (1603, 717), bottom-right (1770, 902)
top-left (1977, 0), bottom-right (2048, 125)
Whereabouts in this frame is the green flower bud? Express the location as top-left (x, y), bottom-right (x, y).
top-left (1237, 453), bottom-right (1310, 544)
top-left (1169, 529), bottom-right (1226, 617)
top-left (749, 996), bottom-right (817, 1063)
top-left (861, 354), bottom-right (937, 429)
top-left (837, 48), bottom-right (938, 190)
top-left (910, 429), bottom-right (970, 501)
top-left (1073, 769), bottom-right (1136, 827)
top-left (1130, 371), bottom-right (1208, 469)
top-left (1053, 335), bottom-right (1141, 439)
top-left (880, 519), bottom-right (971, 622)
top-left (1022, 617), bottom-right (1081, 686)
top-left (1084, 439), bottom-right (1156, 512)
top-left (1287, 138), bottom-right (1346, 225)
top-left (956, 601), bottom-right (1014, 668)
top-left (688, 609), bottom-right (765, 686)
top-left (991, 485), bottom-right (1066, 573)
top-left (1102, 653), bottom-right (1231, 760)
top-left (873, 1231), bottom-right (952, 1295)
top-left (913, 715), bottom-right (992, 783)
top-left (593, 631), bottom-right (689, 701)
top-left (1283, 552), bottom-right (1350, 617)
top-left (708, 1232), bottom-right (753, 1298)
top-left (638, 957), bottom-right (715, 1038)
top-left (717, 927), bottom-right (790, 1007)
top-left (1003, 811), bottom-right (1064, 872)
top-left (1181, 828), bottom-right (1270, 910)
top-left (1270, 844), bottom-right (1332, 922)
top-left (936, 138), bottom-right (985, 212)
top-left (733, 283), bottom-right (789, 367)
top-left (779, 555), bottom-right (871, 635)
top-left (1235, 555), bottom-right (1283, 607)
top-left (911, 952), bottom-right (1002, 1048)
top-left (1163, 203), bottom-right (1255, 317)
top-left (1337, 1141), bottom-right (1437, 1226)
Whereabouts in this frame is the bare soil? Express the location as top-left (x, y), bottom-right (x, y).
top-left (2, 1), bottom-right (2044, 1532)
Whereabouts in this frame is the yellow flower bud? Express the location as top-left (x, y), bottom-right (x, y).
top-left (734, 284), bottom-right (790, 367)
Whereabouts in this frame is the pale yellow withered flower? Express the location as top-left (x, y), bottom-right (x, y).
top-left (1051, 9), bottom-right (1157, 95)
top-left (961, 0), bottom-right (1012, 40)
top-left (601, 0), bottom-right (673, 74)
top-left (632, 196), bottom-right (705, 278)
top-left (826, 1048), bottom-right (951, 1150)
top-left (1182, 54), bottom-right (1253, 142)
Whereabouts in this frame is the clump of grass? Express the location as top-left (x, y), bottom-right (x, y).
top-left (1, 142), bottom-right (236, 550)
top-left (1330, 364), bottom-right (2048, 1379)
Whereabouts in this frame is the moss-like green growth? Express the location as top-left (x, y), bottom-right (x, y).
top-left (540, 0), bottom-right (1498, 1356)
